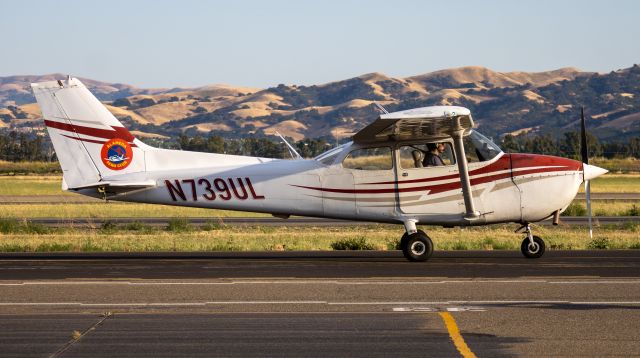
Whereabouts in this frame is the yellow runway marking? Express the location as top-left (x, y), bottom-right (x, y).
top-left (438, 312), bottom-right (477, 358)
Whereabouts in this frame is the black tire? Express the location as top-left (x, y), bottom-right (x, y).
top-left (399, 229), bottom-right (425, 250)
top-left (521, 235), bottom-right (545, 259)
top-left (402, 232), bottom-right (434, 262)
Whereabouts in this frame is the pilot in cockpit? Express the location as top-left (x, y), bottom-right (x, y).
top-left (423, 142), bottom-right (445, 167)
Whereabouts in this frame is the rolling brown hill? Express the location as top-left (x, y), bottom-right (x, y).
top-left (1, 65), bottom-right (639, 141)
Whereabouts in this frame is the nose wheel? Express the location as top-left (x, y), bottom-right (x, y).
top-left (518, 224), bottom-right (546, 259)
top-left (400, 230), bottom-right (434, 262)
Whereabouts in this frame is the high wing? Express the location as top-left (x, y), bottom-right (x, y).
top-left (353, 106), bottom-right (473, 144)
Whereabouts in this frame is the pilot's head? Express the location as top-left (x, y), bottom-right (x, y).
top-left (427, 142), bottom-right (444, 153)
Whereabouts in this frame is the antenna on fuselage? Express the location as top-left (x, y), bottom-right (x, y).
top-left (274, 131), bottom-right (303, 160)
top-left (373, 101), bottom-right (389, 114)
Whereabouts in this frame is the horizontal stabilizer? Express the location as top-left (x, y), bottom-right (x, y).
top-left (69, 180), bottom-right (156, 191)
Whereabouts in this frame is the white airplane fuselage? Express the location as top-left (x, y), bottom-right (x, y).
top-left (81, 142), bottom-right (587, 227)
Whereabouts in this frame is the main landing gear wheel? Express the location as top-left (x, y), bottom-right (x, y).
top-left (400, 229), bottom-right (425, 250)
top-left (401, 231), bottom-right (433, 262)
top-left (521, 235), bottom-right (545, 259)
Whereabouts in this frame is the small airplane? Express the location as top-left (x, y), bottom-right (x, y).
top-left (31, 77), bottom-right (608, 262)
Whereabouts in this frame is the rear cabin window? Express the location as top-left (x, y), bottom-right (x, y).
top-left (399, 143), bottom-right (455, 169)
top-left (342, 147), bottom-right (393, 170)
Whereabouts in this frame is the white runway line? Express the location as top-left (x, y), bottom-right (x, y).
top-left (0, 279), bottom-right (639, 286)
top-left (0, 300), bottom-right (639, 307)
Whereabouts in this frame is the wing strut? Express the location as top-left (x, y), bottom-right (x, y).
top-left (451, 116), bottom-right (480, 221)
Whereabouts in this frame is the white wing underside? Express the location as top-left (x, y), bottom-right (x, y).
top-left (353, 106), bottom-right (474, 144)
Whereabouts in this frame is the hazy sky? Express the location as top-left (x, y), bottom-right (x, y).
top-left (2, 0), bottom-right (638, 88)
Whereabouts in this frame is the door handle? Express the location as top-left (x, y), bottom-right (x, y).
top-left (402, 172), bottom-right (408, 177)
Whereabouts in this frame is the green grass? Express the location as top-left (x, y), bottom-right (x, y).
top-left (0, 161), bottom-right (61, 175)
top-left (0, 176), bottom-right (70, 196)
top-left (562, 201), bottom-right (640, 217)
top-left (0, 218), bottom-right (49, 234)
top-left (580, 174), bottom-right (640, 193)
top-left (0, 222), bottom-right (637, 252)
top-left (591, 157), bottom-right (640, 173)
top-left (330, 237), bottom-right (375, 250)
top-left (0, 203), bottom-right (269, 218)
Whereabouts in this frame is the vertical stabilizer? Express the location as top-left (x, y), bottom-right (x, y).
top-left (31, 77), bottom-right (147, 189)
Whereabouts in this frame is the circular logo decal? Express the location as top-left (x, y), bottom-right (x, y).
top-left (101, 138), bottom-right (133, 170)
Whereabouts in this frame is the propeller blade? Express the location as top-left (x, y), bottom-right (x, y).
top-left (580, 107), bottom-right (593, 239)
top-left (580, 107), bottom-right (589, 164)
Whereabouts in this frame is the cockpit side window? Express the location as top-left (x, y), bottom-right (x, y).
top-left (343, 147), bottom-right (393, 170)
top-left (399, 143), bottom-right (455, 169)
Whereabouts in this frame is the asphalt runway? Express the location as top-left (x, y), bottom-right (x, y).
top-left (1, 251), bottom-right (639, 357)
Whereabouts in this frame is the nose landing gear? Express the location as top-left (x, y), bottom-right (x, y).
top-left (518, 224), bottom-right (546, 259)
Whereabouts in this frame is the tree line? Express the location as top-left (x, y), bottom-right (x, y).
top-left (0, 131), bottom-right (54, 162)
top-left (177, 134), bottom-right (333, 158)
top-left (500, 132), bottom-right (640, 159)
top-left (1, 130), bottom-right (639, 163)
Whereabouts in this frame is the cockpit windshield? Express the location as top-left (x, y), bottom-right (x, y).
top-left (464, 130), bottom-right (502, 162)
top-left (315, 142), bottom-right (351, 165)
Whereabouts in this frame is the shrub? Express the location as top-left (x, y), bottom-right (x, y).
top-left (626, 205), bottom-right (640, 216)
top-left (452, 241), bottom-right (470, 250)
top-left (81, 239), bottom-right (102, 252)
top-left (563, 203), bottom-right (586, 216)
top-left (0, 219), bottom-right (49, 234)
top-left (35, 243), bottom-right (74, 252)
top-left (125, 221), bottom-right (148, 231)
top-left (587, 237), bottom-right (610, 249)
top-left (166, 218), bottom-right (191, 232)
top-left (202, 221), bottom-right (224, 231)
top-left (331, 237), bottom-right (374, 250)
top-left (0, 219), bottom-right (21, 233)
top-left (100, 220), bottom-right (118, 232)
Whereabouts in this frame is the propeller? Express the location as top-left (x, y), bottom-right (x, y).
top-left (580, 107), bottom-right (593, 239)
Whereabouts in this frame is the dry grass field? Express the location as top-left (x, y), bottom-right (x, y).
top-left (0, 219), bottom-right (637, 252)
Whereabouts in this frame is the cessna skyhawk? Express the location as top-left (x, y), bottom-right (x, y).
top-left (31, 77), bottom-right (607, 261)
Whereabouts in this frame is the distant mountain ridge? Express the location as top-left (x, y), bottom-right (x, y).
top-left (1, 65), bottom-right (639, 141)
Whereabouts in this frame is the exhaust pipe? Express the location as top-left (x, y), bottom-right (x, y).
top-left (552, 210), bottom-right (560, 226)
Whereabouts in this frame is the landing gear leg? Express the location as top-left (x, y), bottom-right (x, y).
top-left (519, 224), bottom-right (545, 259)
top-left (401, 220), bottom-right (433, 262)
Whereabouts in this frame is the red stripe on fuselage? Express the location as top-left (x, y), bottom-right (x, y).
top-left (294, 164), bottom-right (577, 195)
top-left (361, 156), bottom-right (513, 185)
top-left (44, 119), bottom-right (135, 143)
top-left (359, 154), bottom-right (581, 186)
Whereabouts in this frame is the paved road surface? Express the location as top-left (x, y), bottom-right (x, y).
top-left (1, 251), bottom-right (639, 357)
